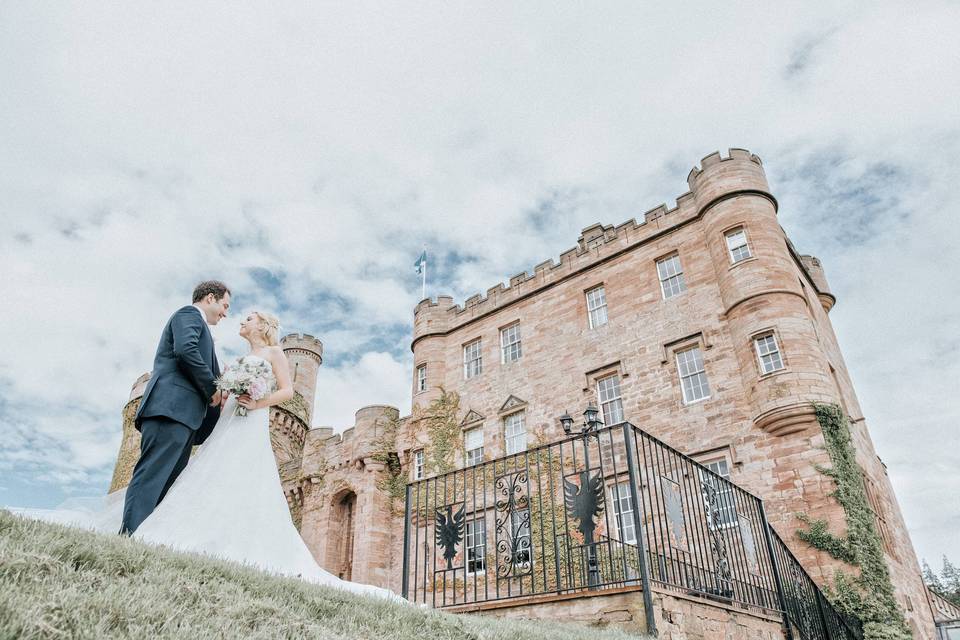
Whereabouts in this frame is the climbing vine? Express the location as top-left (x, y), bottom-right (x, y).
top-left (416, 388), bottom-right (463, 476)
top-left (371, 413), bottom-right (407, 513)
top-left (796, 403), bottom-right (911, 640)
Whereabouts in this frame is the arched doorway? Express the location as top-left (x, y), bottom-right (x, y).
top-left (332, 491), bottom-right (357, 581)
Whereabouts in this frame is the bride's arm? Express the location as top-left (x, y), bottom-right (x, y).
top-left (238, 347), bottom-right (295, 411)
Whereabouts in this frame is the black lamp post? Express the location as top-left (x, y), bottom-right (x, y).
top-left (559, 405), bottom-right (604, 587)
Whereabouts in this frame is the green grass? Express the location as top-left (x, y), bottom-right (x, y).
top-left (0, 510), bottom-right (645, 639)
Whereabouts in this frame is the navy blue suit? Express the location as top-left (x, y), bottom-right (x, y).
top-left (120, 306), bottom-right (221, 534)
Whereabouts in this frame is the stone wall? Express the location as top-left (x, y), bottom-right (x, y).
top-left (449, 585), bottom-right (785, 639)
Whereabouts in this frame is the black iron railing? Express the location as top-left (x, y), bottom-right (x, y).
top-left (401, 421), bottom-right (862, 640)
top-left (769, 530), bottom-right (863, 640)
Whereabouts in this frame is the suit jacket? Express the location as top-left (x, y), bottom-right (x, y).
top-left (136, 306), bottom-right (221, 441)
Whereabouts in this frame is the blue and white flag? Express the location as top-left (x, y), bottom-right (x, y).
top-left (414, 250), bottom-right (427, 274)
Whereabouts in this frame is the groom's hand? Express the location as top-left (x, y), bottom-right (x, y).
top-left (210, 390), bottom-right (223, 407)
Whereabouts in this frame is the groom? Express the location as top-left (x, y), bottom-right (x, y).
top-left (119, 280), bottom-right (231, 535)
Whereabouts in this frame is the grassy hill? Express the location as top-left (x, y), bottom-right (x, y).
top-left (0, 510), bottom-right (644, 640)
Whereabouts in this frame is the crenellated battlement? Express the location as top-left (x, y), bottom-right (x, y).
top-left (280, 333), bottom-right (324, 362)
top-left (412, 149), bottom-right (773, 344)
top-left (304, 405), bottom-right (403, 465)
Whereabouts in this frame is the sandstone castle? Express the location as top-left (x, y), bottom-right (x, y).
top-left (110, 150), bottom-right (945, 639)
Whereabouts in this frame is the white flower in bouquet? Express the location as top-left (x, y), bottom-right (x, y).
top-left (215, 357), bottom-right (275, 416)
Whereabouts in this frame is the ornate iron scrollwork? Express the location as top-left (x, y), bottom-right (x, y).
top-left (494, 470), bottom-right (532, 577)
top-left (700, 479), bottom-right (733, 598)
top-left (435, 503), bottom-right (465, 570)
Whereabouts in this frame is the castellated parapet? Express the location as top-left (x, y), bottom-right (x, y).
top-left (412, 150), bottom-right (814, 348)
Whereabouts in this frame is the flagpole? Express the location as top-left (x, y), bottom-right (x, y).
top-left (422, 251), bottom-right (427, 300)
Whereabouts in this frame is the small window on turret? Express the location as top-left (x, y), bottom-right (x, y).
top-left (416, 364), bottom-right (427, 393)
top-left (754, 333), bottom-right (785, 374)
top-left (725, 228), bottom-right (752, 264)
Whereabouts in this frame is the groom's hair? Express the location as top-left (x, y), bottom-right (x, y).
top-left (192, 280), bottom-right (231, 303)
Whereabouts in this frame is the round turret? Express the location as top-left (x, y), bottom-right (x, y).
top-left (280, 333), bottom-right (323, 425)
top-left (690, 149), bottom-right (837, 437)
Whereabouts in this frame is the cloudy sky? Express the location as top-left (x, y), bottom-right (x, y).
top-left (1, 3), bottom-right (957, 565)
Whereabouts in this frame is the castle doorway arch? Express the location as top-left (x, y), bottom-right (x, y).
top-left (332, 490), bottom-right (357, 581)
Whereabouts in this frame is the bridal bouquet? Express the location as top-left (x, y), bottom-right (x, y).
top-left (216, 357), bottom-right (274, 416)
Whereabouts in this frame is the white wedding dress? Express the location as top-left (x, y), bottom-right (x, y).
top-left (13, 355), bottom-right (399, 603)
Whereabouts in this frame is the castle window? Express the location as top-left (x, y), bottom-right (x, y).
top-left (465, 428), bottom-right (484, 466)
top-left (699, 458), bottom-right (736, 529)
top-left (725, 228), bottom-right (752, 264)
top-left (416, 364), bottom-right (427, 393)
top-left (676, 346), bottom-right (710, 404)
top-left (500, 322), bottom-right (522, 364)
top-left (463, 338), bottom-right (482, 379)
top-left (596, 375), bottom-right (624, 425)
top-left (657, 253), bottom-right (687, 299)
top-left (465, 519), bottom-right (486, 573)
top-left (413, 449), bottom-right (425, 480)
top-left (510, 509), bottom-right (532, 567)
top-left (610, 481), bottom-right (637, 545)
top-left (864, 476), bottom-right (897, 558)
top-left (754, 333), bottom-right (784, 374)
top-left (586, 286), bottom-right (608, 328)
top-left (504, 411), bottom-right (527, 455)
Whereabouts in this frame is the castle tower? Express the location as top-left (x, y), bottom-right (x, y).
top-left (269, 333), bottom-right (323, 466)
top-left (687, 149), bottom-right (839, 438)
top-left (687, 150), bottom-right (932, 634)
top-left (411, 296), bottom-right (454, 408)
top-left (280, 333), bottom-right (323, 423)
top-left (108, 372), bottom-right (151, 492)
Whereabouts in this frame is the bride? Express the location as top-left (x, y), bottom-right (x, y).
top-left (19, 310), bottom-right (398, 603)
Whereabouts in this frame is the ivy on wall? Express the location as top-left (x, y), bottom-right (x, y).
top-left (418, 388), bottom-right (463, 476)
top-left (372, 413), bottom-right (406, 513)
top-left (371, 389), bottom-right (464, 514)
top-left (796, 403), bottom-right (911, 640)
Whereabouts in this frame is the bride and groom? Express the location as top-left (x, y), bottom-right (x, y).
top-left (117, 280), bottom-right (395, 600)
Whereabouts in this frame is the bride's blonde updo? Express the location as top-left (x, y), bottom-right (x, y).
top-left (253, 311), bottom-right (282, 346)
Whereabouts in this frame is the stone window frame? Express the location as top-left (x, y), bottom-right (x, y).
top-left (609, 479), bottom-right (638, 545)
top-left (661, 333), bottom-right (714, 407)
top-left (675, 344), bottom-right (711, 405)
top-left (464, 517), bottom-right (487, 575)
top-left (723, 223), bottom-right (754, 265)
top-left (595, 374), bottom-right (625, 427)
top-left (585, 284), bottom-right (609, 329)
top-left (721, 223), bottom-right (756, 268)
top-left (415, 363), bottom-right (427, 394)
top-left (693, 448), bottom-right (738, 530)
top-left (502, 410), bottom-right (527, 455)
top-left (655, 251), bottom-right (687, 300)
top-left (464, 427), bottom-right (484, 467)
top-left (412, 448), bottom-right (425, 480)
top-left (750, 327), bottom-right (788, 377)
top-left (463, 337), bottom-right (483, 380)
top-left (581, 361), bottom-right (630, 427)
top-left (499, 320), bottom-right (522, 365)
top-left (863, 474), bottom-right (898, 560)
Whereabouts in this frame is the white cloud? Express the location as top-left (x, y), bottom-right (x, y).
top-left (0, 1), bottom-right (958, 564)
top-left (313, 353), bottom-right (411, 430)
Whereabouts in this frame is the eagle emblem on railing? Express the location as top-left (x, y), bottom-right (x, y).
top-left (435, 504), bottom-right (465, 570)
top-left (563, 471), bottom-right (605, 544)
